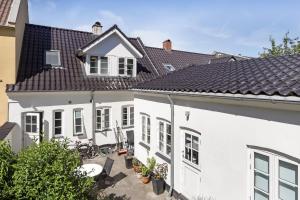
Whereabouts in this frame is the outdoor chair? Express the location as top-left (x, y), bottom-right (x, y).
top-left (126, 131), bottom-right (134, 155)
top-left (98, 157), bottom-right (114, 185)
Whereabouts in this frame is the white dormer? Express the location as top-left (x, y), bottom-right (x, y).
top-left (79, 25), bottom-right (143, 77)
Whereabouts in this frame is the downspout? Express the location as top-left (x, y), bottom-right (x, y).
top-left (167, 94), bottom-right (175, 195)
top-left (91, 91), bottom-right (95, 143)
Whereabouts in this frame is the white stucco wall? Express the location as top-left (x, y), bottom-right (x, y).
top-left (8, 91), bottom-right (134, 151)
top-left (134, 93), bottom-right (300, 200)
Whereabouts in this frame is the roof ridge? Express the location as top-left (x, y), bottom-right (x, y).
top-left (26, 23), bottom-right (93, 34)
top-left (144, 45), bottom-right (213, 56)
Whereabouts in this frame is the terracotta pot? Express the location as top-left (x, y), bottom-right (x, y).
top-left (133, 165), bottom-right (140, 173)
top-left (141, 175), bottom-right (150, 184)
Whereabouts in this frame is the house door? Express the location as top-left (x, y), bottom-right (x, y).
top-left (181, 131), bottom-right (201, 199)
top-left (23, 112), bottom-right (42, 147)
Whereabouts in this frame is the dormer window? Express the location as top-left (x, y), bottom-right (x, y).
top-left (89, 56), bottom-right (108, 75)
top-left (119, 58), bottom-right (134, 76)
top-left (46, 50), bottom-right (61, 67)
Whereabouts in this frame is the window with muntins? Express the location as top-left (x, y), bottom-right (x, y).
top-left (118, 57), bottom-right (135, 76)
top-left (249, 150), bottom-right (299, 200)
top-left (141, 115), bottom-right (150, 145)
top-left (53, 111), bottom-right (62, 136)
top-left (184, 132), bottom-right (199, 165)
top-left (46, 50), bottom-right (61, 66)
top-left (73, 109), bottom-right (83, 135)
top-left (158, 120), bottom-right (171, 157)
top-left (25, 114), bottom-right (38, 133)
top-left (96, 107), bottom-right (111, 131)
top-left (100, 57), bottom-right (108, 75)
top-left (122, 106), bottom-right (134, 127)
top-left (90, 56), bottom-right (98, 74)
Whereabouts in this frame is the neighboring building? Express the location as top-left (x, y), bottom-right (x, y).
top-left (133, 54), bottom-right (300, 199)
top-left (5, 22), bottom-right (241, 152)
top-left (0, 0), bottom-right (28, 126)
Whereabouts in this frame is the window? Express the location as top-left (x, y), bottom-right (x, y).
top-left (163, 63), bottom-right (175, 72)
top-left (249, 150), bottom-right (299, 200)
top-left (158, 120), bottom-right (171, 156)
top-left (141, 115), bottom-right (150, 145)
top-left (184, 133), bottom-right (199, 165)
top-left (46, 50), bottom-right (61, 66)
top-left (100, 57), bottom-right (108, 75)
top-left (25, 113), bottom-right (38, 133)
top-left (118, 57), bottom-right (135, 76)
top-left (53, 111), bottom-right (63, 136)
top-left (122, 106), bottom-right (134, 127)
top-left (73, 109), bottom-right (83, 135)
top-left (95, 107), bottom-right (111, 131)
top-left (90, 56), bottom-right (98, 74)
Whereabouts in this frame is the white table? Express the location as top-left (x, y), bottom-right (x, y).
top-left (77, 164), bottom-right (103, 178)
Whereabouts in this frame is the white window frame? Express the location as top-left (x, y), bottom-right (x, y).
top-left (183, 131), bottom-right (200, 168)
top-left (88, 56), bottom-right (109, 75)
top-left (53, 110), bottom-right (63, 137)
top-left (100, 56), bottom-right (108, 75)
top-left (122, 105), bottom-right (134, 128)
top-left (141, 114), bottom-right (150, 145)
top-left (73, 108), bottom-right (84, 135)
top-left (24, 112), bottom-right (40, 134)
top-left (158, 119), bottom-right (171, 157)
top-left (45, 50), bottom-right (61, 67)
top-left (89, 56), bottom-right (98, 74)
top-left (248, 149), bottom-right (300, 200)
top-left (118, 57), bottom-right (136, 77)
top-left (95, 107), bottom-right (111, 131)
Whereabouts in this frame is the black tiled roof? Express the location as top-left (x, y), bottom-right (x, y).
top-left (0, 122), bottom-right (15, 140)
top-left (135, 54), bottom-right (300, 97)
top-left (7, 24), bottom-right (218, 92)
top-left (0, 0), bottom-right (13, 25)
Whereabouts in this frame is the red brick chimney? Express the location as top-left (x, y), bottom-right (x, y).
top-left (163, 39), bottom-right (172, 51)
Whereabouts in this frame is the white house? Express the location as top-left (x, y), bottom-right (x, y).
top-left (133, 54), bottom-right (300, 200)
top-left (5, 22), bottom-right (236, 152)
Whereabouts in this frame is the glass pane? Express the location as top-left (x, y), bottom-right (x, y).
top-left (185, 147), bottom-right (191, 161)
top-left (279, 181), bottom-right (298, 200)
top-left (167, 134), bottom-right (171, 145)
top-left (255, 153), bottom-right (269, 174)
top-left (254, 189), bottom-right (269, 200)
top-left (100, 57), bottom-right (108, 74)
top-left (75, 110), bottom-right (81, 118)
top-left (130, 107), bottom-right (134, 125)
top-left (159, 142), bottom-right (164, 152)
top-left (96, 110), bottom-right (101, 117)
top-left (26, 116), bottom-right (31, 123)
top-left (166, 124), bottom-right (171, 134)
top-left (159, 131), bottom-right (164, 141)
top-left (55, 127), bottom-right (61, 135)
top-left (192, 136), bottom-right (199, 150)
top-left (119, 58), bottom-right (125, 63)
top-left (55, 119), bottom-right (61, 127)
top-left (55, 112), bottom-right (61, 119)
top-left (26, 125), bottom-right (31, 132)
top-left (32, 116), bottom-right (37, 124)
top-left (76, 126), bottom-right (82, 133)
top-left (119, 68), bottom-right (125, 75)
top-left (90, 67), bottom-right (97, 74)
top-left (142, 116), bottom-right (145, 141)
top-left (279, 160), bottom-right (298, 185)
top-left (46, 51), bottom-right (60, 65)
top-left (123, 108), bottom-right (128, 126)
top-left (147, 135), bottom-right (150, 144)
top-left (166, 145), bottom-right (171, 156)
top-left (96, 116), bottom-right (101, 123)
top-left (75, 118), bottom-right (81, 126)
top-left (192, 150), bottom-right (199, 165)
top-left (127, 59), bottom-right (133, 65)
top-left (96, 123), bottom-right (101, 130)
top-left (32, 125), bottom-right (37, 133)
top-left (185, 134), bottom-right (191, 148)
top-left (159, 122), bottom-right (164, 133)
top-left (255, 172), bottom-right (269, 193)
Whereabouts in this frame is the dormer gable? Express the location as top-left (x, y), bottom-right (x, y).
top-left (78, 24), bottom-right (143, 77)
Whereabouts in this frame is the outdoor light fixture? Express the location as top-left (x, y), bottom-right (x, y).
top-left (185, 111), bottom-right (190, 121)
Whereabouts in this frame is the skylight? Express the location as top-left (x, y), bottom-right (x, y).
top-left (163, 64), bottom-right (175, 72)
top-left (45, 50), bottom-right (61, 66)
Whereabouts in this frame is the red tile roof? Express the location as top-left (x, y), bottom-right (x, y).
top-left (0, 0), bottom-right (13, 26)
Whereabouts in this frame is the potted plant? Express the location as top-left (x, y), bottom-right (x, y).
top-left (152, 163), bottom-right (168, 195)
top-left (132, 158), bottom-right (141, 173)
top-left (141, 165), bottom-right (151, 184)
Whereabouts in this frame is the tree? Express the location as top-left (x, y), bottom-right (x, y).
top-left (12, 140), bottom-right (94, 200)
top-left (260, 32), bottom-right (300, 57)
top-left (0, 141), bottom-right (16, 200)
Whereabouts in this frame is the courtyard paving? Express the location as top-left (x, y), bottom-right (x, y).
top-left (84, 152), bottom-right (173, 200)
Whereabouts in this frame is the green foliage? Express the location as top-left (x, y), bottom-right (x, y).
top-left (12, 139), bottom-right (94, 200)
top-left (153, 163), bottom-right (168, 180)
top-left (260, 32), bottom-right (300, 57)
top-left (132, 157), bottom-right (140, 166)
top-left (0, 141), bottom-right (16, 199)
top-left (141, 165), bottom-right (150, 177)
top-left (146, 157), bottom-right (156, 172)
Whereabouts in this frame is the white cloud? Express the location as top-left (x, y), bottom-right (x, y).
top-left (99, 10), bottom-right (124, 26)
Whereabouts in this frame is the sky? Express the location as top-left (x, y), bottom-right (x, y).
top-left (28, 0), bottom-right (300, 57)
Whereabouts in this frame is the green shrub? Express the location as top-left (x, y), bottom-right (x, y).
top-left (0, 141), bottom-right (16, 199)
top-left (12, 139), bottom-right (94, 200)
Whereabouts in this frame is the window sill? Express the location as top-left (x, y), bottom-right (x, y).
top-left (139, 142), bottom-right (150, 151)
top-left (95, 128), bottom-right (112, 133)
top-left (73, 133), bottom-right (84, 136)
top-left (155, 152), bottom-right (171, 164)
top-left (182, 159), bottom-right (201, 172)
top-left (122, 125), bottom-right (134, 130)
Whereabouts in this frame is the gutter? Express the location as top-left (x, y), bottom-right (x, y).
top-left (132, 89), bottom-right (300, 105)
top-left (167, 95), bottom-right (175, 195)
top-left (90, 91), bottom-right (95, 143)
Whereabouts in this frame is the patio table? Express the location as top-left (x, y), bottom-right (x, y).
top-left (77, 163), bottom-right (103, 178)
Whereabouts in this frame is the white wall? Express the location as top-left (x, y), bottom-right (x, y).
top-left (8, 91), bottom-right (134, 150)
top-left (85, 33), bottom-right (137, 77)
top-left (134, 93), bottom-right (300, 199)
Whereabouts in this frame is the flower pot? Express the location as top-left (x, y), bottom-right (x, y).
top-left (141, 175), bottom-right (150, 184)
top-left (124, 156), bottom-right (133, 169)
top-left (133, 165), bottom-right (140, 173)
top-left (152, 178), bottom-right (165, 195)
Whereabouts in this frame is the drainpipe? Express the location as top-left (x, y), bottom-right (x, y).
top-left (167, 94), bottom-right (175, 195)
top-left (90, 91), bottom-right (95, 143)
